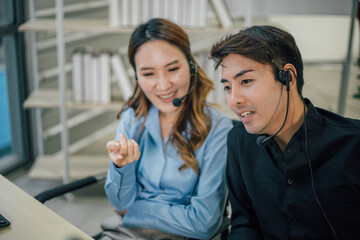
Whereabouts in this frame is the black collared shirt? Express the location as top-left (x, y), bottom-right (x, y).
top-left (227, 99), bottom-right (360, 240)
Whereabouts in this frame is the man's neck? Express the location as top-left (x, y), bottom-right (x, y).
top-left (274, 94), bottom-right (307, 152)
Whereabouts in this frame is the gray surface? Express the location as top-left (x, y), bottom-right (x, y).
top-left (8, 170), bottom-right (114, 237)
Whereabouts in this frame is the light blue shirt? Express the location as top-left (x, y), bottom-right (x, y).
top-left (105, 104), bottom-right (233, 239)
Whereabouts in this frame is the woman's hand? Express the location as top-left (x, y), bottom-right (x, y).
top-left (106, 133), bottom-right (141, 168)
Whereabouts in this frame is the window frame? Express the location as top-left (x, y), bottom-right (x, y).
top-left (0, 0), bottom-right (32, 174)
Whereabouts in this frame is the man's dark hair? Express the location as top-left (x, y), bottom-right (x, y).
top-left (210, 25), bottom-right (304, 95)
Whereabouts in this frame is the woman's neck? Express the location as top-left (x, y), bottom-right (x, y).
top-left (159, 110), bottom-right (179, 140)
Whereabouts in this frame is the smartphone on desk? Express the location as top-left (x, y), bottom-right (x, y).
top-left (0, 214), bottom-right (11, 229)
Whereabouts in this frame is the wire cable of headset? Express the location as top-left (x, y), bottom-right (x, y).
top-left (291, 66), bottom-right (338, 240)
top-left (302, 100), bottom-right (338, 240)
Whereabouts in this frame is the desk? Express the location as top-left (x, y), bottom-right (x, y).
top-left (0, 174), bottom-right (93, 240)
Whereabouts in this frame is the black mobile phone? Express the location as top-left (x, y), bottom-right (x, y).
top-left (0, 214), bottom-right (11, 229)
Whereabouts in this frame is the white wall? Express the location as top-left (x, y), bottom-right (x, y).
top-left (224, 0), bottom-right (359, 62)
top-left (269, 15), bottom-right (359, 62)
top-left (226, 0), bottom-right (353, 17)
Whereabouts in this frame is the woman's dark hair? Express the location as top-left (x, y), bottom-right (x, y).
top-left (118, 18), bottom-right (214, 175)
top-left (210, 25), bottom-right (304, 95)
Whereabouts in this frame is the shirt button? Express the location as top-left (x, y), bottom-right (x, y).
top-left (287, 148), bottom-right (292, 153)
top-left (287, 179), bottom-right (294, 185)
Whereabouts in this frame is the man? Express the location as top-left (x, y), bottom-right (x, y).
top-left (211, 25), bottom-right (360, 239)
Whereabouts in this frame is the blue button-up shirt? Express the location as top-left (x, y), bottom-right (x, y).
top-left (105, 104), bottom-right (232, 239)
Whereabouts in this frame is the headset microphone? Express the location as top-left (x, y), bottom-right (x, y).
top-left (256, 68), bottom-right (291, 147)
top-left (172, 96), bottom-right (185, 107)
top-left (172, 61), bottom-right (198, 107)
top-left (256, 135), bottom-right (269, 146)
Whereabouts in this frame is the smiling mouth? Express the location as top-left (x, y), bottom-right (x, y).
top-left (158, 92), bottom-right (176, 99)
top-left (240, 111), bottom-right (254, 117)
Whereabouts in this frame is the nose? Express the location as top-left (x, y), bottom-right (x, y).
top-left (157, 72), bottom-right (172, 90)
top-left (229, 86), bottom-right (244, 106)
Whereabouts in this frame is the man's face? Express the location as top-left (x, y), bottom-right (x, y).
top-left (221, 54), bottom-right (288, 135)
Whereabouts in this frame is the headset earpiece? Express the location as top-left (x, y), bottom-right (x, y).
top-left (266, 51), bottom-right (291, 91)
top-left (172, 60), bottom-right (198, 107)
top-left (277, 69), bottom-right (291, 91)
top-left (189, 61), bottom-right (197, 74)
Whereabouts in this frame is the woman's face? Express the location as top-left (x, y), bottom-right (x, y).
top-left (134, 40), bottom-right (191, 116)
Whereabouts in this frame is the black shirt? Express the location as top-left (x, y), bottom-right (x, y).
top-left (226, 99), bottom-right (360, 240)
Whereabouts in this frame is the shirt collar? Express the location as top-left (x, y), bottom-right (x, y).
top-left (303, 98), bottom-right (322, 137)
top-left (144, 104), bottom-right (192, 143)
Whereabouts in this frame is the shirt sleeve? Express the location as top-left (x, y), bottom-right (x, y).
top-left (226, 128), bottom-right (263, 240)
top-left (104, 108), bottom-right (139, 211)
top-left (123, 114), bottom-right (233, 239)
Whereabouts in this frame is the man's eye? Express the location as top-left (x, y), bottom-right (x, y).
top-left (223, 86), bottom-right (231, 92)
top-left (241, 79), bottom-right (252, 85)
top-left (169, 67), bottom-right (179, 72)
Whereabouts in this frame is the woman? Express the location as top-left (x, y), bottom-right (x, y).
top-left (103, 18), bottom-right (232, 240)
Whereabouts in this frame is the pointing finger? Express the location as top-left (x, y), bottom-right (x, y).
top-left (119, 133), bottom-right (128, 156)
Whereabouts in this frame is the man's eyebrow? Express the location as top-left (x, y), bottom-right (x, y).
top-left (234, 69), bottom-right (254, 79)
top-left (220, 79), bottom-right (228, 84)
top-left (220, 69), bottom-right (254, 84)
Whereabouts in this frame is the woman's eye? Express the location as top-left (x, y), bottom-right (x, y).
top-left (143, 72), bottom-right (154, 77)
top-left (169, 67), bottom-right (179, 72)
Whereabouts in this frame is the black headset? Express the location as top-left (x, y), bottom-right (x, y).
top-left (277, 69), bottom-right (291, 91)
top-left (256, 53), bottom-right (291, 147)
top-left (260, 52), bottom-right (338, 239)
top-left (172, 60), bottom-right (198, 107)
top-left (189, 60), bottom-right (197, 75)
top-left (267, 51), bottom-right (291, 91)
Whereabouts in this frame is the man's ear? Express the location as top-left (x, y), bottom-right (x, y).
top-left (283, 63), bottom-right (297, 90)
